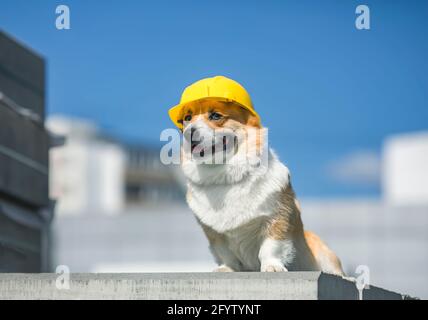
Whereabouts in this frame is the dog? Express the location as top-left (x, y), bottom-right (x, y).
top-left (171, 78), bottom-right (344, 275)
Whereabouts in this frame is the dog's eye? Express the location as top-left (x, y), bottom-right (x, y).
top-left (184, 115), bottom-right (192, 122)
top-left (209, 112), bottom-right (222, 121)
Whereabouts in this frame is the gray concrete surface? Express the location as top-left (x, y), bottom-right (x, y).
top-left (0, 272), bottom-right (406, 300)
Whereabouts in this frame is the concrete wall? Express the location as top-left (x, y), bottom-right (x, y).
top-left (0, 272), bottom-right (406, 300)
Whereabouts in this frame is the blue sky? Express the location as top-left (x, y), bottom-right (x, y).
top-left (1, 0), bottom-right (427, 198)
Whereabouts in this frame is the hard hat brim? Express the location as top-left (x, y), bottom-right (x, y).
top-left (168, 97), bottom-right (260, 129)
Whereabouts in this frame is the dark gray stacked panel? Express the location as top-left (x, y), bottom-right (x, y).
top-left (0, 31), bottom-right (45, 119)
top-left (0, 30), bottom-right (52, 272)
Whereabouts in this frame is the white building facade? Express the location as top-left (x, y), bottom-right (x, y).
top-left (47, 116), bottom-right (125, 216)
top-left (383, 131), bottom-right (428, 205)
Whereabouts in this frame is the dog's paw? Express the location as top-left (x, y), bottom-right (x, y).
top-left (261, 260), bottom-right (288, 272)
top-left (213, 265), bottom-right (235, 272)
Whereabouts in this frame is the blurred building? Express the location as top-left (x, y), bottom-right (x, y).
top-left (383, 131), bottom-right (428, 205)
top-left (53, 206), bottom-right (214, 273)
top-left (302, 200), bottom-right (428, 299)
top-left (0, 31), bottom-right (52, 272)
top-left (126, 145), bottom-right (184, 205)
top-left (47, 116), bottom-right (125, 215)
top-left (49, 116), bottom-right (197, 274)
top-left (305, 131), bottom-right (428, 298)
top-left (47, 116), bottom-right (184, 216)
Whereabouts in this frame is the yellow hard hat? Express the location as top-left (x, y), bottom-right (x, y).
top-left (168, 75), bottom-right (260, 129)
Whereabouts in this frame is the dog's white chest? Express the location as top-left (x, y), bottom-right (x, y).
top-left (188, 178), bottom-right (269, 233)
top-left (187, 155), bottom-right (290, 233)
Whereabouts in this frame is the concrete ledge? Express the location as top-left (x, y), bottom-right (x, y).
top-left (0, 272), bottom-right (405, 300)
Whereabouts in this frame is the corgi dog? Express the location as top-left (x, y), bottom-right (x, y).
top-left (175, 91), bottom-right (344, 275)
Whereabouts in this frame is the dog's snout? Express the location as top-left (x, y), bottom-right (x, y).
top-left (190, 127), bottom-right (197, 141)
top-left (190, 128), bottom-right (204, 150)
top-left (184, 127), bottom-right (198, 143)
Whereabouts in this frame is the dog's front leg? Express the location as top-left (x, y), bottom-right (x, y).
top-left (258, 238), bottom-right (294, 272)
top-left (210, 241), bottom-right (242, 272)
top-left (200, 223), bottom-right (242, 272)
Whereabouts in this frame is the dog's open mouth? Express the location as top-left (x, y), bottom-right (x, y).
top-left (191, 141), bottom-right (203, 155)
top-left (191, 136), bottom-right (231, 158)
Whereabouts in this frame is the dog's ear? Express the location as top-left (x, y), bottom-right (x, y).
top-left (247, 113), bottom-right (261, 128)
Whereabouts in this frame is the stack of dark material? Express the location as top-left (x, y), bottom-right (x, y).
top-left (0, 31), bottom-right (53, 272)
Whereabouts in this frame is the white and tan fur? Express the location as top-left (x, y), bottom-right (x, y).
top-left (179, 100), bottom-right (344, 275)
